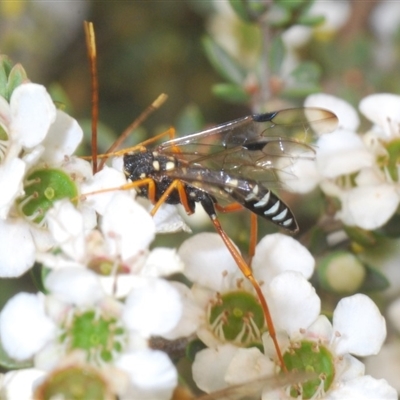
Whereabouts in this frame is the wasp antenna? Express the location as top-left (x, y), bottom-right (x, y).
top-left (84, 21), bottom-right (99, 175)
top-left (98, 93), bottom-right (168, 170)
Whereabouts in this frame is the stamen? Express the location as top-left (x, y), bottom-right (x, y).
top-left (24, 177), bottom-right (41, 187)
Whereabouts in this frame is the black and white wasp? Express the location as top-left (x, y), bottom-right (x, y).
top-left (122, 107), bottom-right (338, 233)
top-left (89, 107), bottom-right (337, 370)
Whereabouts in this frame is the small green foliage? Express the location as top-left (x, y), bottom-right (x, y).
top-left (283, 61), bottom-right (322, 97)
top-left (186, 339), bottom-right (207, 362)
top-left (268, 36), bottom-right (285, 75)
top-left (386, 139), bottom-right (400, 181)
top-left (176, 104), bottom-right (205, 136)
top-left (0, 56), bottom-right (28, 102)
top-left (228, 0), bottom-right (268, 23)
top-left (212, 83), bottom-right (250, 104)
top-left (202, 36), bottom-right (247, 85)
top-left (361, 263), bottom-right (390, 292)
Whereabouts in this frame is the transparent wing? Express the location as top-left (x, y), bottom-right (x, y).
top-left (157, 108), bottom-right (338, 184)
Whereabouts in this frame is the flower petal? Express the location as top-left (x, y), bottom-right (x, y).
top-left (269, 272), bottom-right (321, 337)
top-left (327, 375), bottom-right (397, 400)
top-left (252, 233), bottom-right (315, 282)
top-left (9, 83), bottom-right (56, 149)
top-left (333, 294), bottom-right (386, 356)
top-left (1, 368), bottom-right (46, 399)
top-left (122, 278), bottom-right (182, 337)
top-left (178, 232), bottom-right (238, 292)
top-left (192, 344), bottom-right (238, 393)
top-left (0, 293), bottom-right (56, 360)
top-left (101, 192), bottom-right (155, 262)
top-left (41, 109), bottom-right (83, 163)
top-left (141, 247), bottom-right (184, 277)
top-left (316, 129), bottom-right (374, 178)
top-left (359, 93), bottom-right (400, 139)
top-left (0, 157), bottom-right (26, 219)
top-left (225, 347), bottom-right (274, 385)
top-left (338, 184), bottom-right (399, 229)
top-left (45, 200), bottom-right (86, 261)
top-left (116, 349), bottom-right (177, 400)
top-left (45, 268), bottom-right (105, 307)
top-left (0, 218), bottom-right (35, 277)
top-left (305, 93), bottom-right (360, 131)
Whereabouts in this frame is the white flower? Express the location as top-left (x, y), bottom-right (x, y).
top-left (0, 268), bottom-right (181, 399)
top-left (38, 196), bottom-right (184, 298)
top-left (178, 232), bottom-right (317, 349)
top-left (0, 83), bottom-right (86, 277)
top-left (193, 294), bottom-right (393, 399)
top-left (0, 368), bottom-right (46, 400)
top-left (179, 232), bottom-right (323, 394)
top-left (299, 93), bottom-right (400, 230)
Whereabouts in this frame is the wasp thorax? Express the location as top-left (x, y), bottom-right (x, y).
top-left (123, 151), bottom-right (178, 182)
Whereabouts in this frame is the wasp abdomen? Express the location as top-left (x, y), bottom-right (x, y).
top-left (228, 182), bottom-right (298, 233)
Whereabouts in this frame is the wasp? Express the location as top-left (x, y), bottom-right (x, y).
top-left (82, 22), bottom-right (338, 371)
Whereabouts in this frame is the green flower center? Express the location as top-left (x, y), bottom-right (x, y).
top-left (34, 365), bottom-right (112, 400)
top-left (283, 340), bottom-right (335, 399)
top-left (61, 310), bottom-right (126, 364)
top-left (20, 168), bottom-right (78, 223)
top-left (209, 291), bottom-right (265, 346)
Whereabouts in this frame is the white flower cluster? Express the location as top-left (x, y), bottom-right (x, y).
top-left (0, 68), bottom-right (397, 399)
top-left (284, 93), bottom-right (400, 232)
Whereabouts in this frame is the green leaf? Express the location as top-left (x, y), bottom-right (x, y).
top-left (377, 212), bottom-right (400, 238)
top-left (6, 63), bottom-right (28, 100)
top-left (344, 225), bottom-right (377, 247)
top-left (298, 14), bottom-right (325, 27)
top-left (228, 0), bottom-right (268, 22)
top-left (290, 61), bottom-right (322, 83)
top-left (176, 104), bottom-right (205, 136)
top-left (361, 263), bottom-right (390, 292)
top-left (282, 61), bottom-right (322, 97)
top-left (281, 83), bottom-right (321, 98)
top-left (186, 339), bottom-right (206, 362)
top-left (228, 0), bottom-right (253, 22)
top-left (202, 36), bottom-right (247, 85)
top-left (48, 83), bottom-right (74, 115)
top-left (212, 82), bottom-right (250, 104)
top-left (268, 36), bottom-right (285, 75)
top-left (0, 55), bottom-right (12, 100)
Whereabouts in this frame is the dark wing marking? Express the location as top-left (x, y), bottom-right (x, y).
top-left (157, 108), bottom-right (338, 184)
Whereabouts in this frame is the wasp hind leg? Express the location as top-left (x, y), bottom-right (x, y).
top-left (201, 196), bottom-right (287, 371)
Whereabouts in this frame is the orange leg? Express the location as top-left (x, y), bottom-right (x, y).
top-left (149, 179), bottom-right (193, 216)
top-left (209, 214), bottom-right (286, 371)
top-left (77, 178), bottom-right (157, 203)
top-left (248, 213), bottom-right (258, 265)
top-left (215, 203), bottom-right (258, 265)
